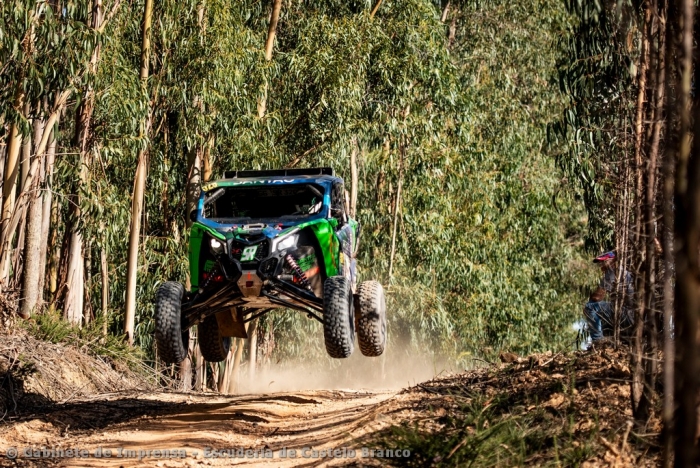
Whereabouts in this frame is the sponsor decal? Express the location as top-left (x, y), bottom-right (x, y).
top-left (241, 246), bottom-right (258, 262)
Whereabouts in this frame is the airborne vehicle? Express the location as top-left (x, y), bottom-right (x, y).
top-left (154, 167), bottom-right (387, 363)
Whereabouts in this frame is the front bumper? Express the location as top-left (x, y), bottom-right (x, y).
top-left (181, 248), bottom-right (323, 331)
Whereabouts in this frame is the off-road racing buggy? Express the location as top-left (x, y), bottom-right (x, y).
top-left (154, 167), bottom-right (387, 364)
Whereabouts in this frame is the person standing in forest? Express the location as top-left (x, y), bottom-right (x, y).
top-left (582, 251), bottom-right (635, 342)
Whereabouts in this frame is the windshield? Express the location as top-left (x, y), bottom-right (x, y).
top-left (202, 184), bottom-right (325, 222)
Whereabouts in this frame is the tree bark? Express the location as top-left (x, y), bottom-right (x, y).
top-left (40, 124), bottom-right (59, 300)
top-left (388, 144), bottom-right (404, 281)
top-left (180, 338), bottom-right (194, 391)
top-left (194, 333), bottom-right (204, 392)
top-left (0, 114), bottom-right (23, 283)
top-left (2, 92), bottom-right (68, 291)
top-left (20, 102), bottom-right (32, 194)
top-left (247, 318), bottom-right (258, 382)
top-left (11, 102), bottom-right (42, 288)
top-left (258, 0), bottom-right (282, 119)
top-left (673, 0), bottom-right (699, 464)
top-left (264, 0), bottom-right (282, 61)
top-left (202, 135), bottom-right (213, 182)
top-left (661, 1), bottom-right (675, 464)
top-left (100, 237), bottom-right (108, 328)
top-left (228, 337), bottom-right (246, 394)
top-left (62, 0), bottom-right (105, 327)
top-left (180, 156), bottom-right (196, 391)
top-left (440, 1), bottom-right (450, 22)
top-left (19, 104), bottom-right (48, 318)
top-left (350, 139), bottom-right (358, 219)
top-left (186, 147), bottom-right (201, 229)
top-left (48, 198), bottom-right (59, 299)
top-left (631, 3), bottom-right (652, 421)
top-left (64, 230), bottom-right (84, 325)
top-left (370, 0), bottom-right (383, 18)
top-left (124, 0), bottom-right (154, 344)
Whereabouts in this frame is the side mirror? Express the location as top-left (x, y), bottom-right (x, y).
top-left (189, 210), bottom-right (198, 222)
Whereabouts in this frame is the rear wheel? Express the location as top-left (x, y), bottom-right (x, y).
top-left (198, 314), bottom-right (231, 362)
top-left (356, 281), bottom-right (387, 357)
top-left (154, 282), bottom-right (189, 364)
top-left (323, 276), bottom-right (355, 358)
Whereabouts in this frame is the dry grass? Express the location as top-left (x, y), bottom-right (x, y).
top-left (361, 345), bottom-right (661, 467)
top-left (0, 324), bottom-right (158, 418)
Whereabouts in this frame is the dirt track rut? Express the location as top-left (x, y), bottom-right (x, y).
top-left (0, 389), bottom-right (410, 467)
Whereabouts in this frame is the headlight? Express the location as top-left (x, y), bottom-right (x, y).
top-left (271, 230), bottom-right (299, 252)
top-left (210, 238), bottom-right (224, 255)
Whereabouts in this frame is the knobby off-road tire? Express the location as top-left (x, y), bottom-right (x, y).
top-left (323, 276), bottom-right (355, 358)
top-left (356, 280), bottom-right (387, 357)
top-left (198, 314), bottom-right (231, 362)
top-left (154, 281), bottom-right (189, 364)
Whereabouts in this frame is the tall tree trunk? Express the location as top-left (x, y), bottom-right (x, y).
top-left (631, 3), bottom-right (652, 421)
top-left (661, 3), bottom-right (675, 463)
top-left (48, 199), bottom-right (59, 299)
top-left (370, 0), bottom-right (383, 18)
top-left (202, 135), bottom-right (213, 182)
top-left (186, 146), bottom-right (201, 228)
top-left (228, 337), bottom-right (246, 394)
top-left (64, 229), bottom-right (84, 325)
top-left (0, 108), bottom-right (24, 283)
top-left (11, 102), bottom-right (34, 288)
top-left (181, 128), bottom-right (201, 395)
top-left (219, 348), bottom-right (233, 393)
top-left (264, 0), bottom-right (282, 61)
top-left (19, 103), bottom-right (48, 318)
top-left (247, 318), bottom-right (258, 382)
top-left (124, 0), bottom-right (154, 344)
top-left (20, 102), bottom-right (32, 194)
top-left (194, 332), bottom-right (205, 392)
top-left (257, 0), bottom-right (282, 119)
top-left (100, 236), bottom-right (108, 329)
top-left (180, 338), bottom-right (194, 391)
top-left (57, 0), bottom-right (104, 325)
top-left (388, 144), bottom-right (404, 281)
top-left (2, 91), bottom-right (66, 288)
top-left (673, 0), bottom-right (699, 464)
top-left (349, 138), bottom-right (358, 219)
top-left (440, 0), bottom-right (450, 22)
top-left (37, 112), bottom-right (60, 301)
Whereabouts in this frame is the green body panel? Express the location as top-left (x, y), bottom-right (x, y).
top-left (189, 223), bottom-right (226, 290)
top-left (187, 217), bottom-right (349, 290)
top-left (308, 219), bottom-right (341, 278)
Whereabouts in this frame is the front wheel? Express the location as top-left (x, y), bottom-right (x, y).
top-left (154, 281), bottom-right (190, 364)
top-left (323, 276), bottom-right (355, 358)
top-left (356, 281), bottom-right (387, 357)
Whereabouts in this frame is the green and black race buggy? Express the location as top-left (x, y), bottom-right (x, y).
top-left (154, 167), bottom-right (387, 363)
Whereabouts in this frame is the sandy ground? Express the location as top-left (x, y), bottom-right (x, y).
top-left (0, 388), bottom-right (421, 467)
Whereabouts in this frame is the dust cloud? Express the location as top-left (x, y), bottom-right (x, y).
top-left (238, 341), bottom-right (455, 394)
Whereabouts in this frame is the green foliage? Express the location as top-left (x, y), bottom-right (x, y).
top-left (2, 0), bottom-right (591, 364)
top-left (552, 0), bottom-right (641, 249)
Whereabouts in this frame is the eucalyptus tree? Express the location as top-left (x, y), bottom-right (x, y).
top-left (1, 0), bottom-right (590, 385)
top-left (0, 0), bottom-right (107, 322)
top-left (124, 0), bottom-right (154, 344)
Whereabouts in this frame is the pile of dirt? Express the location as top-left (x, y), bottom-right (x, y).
top-left (362, 345), bottom-right (661, 467)
top-left (0, 328), bottom-right (154, 416)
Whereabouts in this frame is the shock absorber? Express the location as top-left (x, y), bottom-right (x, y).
top-left (201, 263), bottom-right (220, 289)
top-left (285, 254), bottom-right (312, 291)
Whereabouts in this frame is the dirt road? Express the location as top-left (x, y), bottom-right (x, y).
top-left (0, 388), bottom-right (421, 467)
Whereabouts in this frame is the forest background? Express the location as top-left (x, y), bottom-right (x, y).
top-left (0, 0), bottom-right (594, 374)
top-left (8, 0), bottom-right (700, 463)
